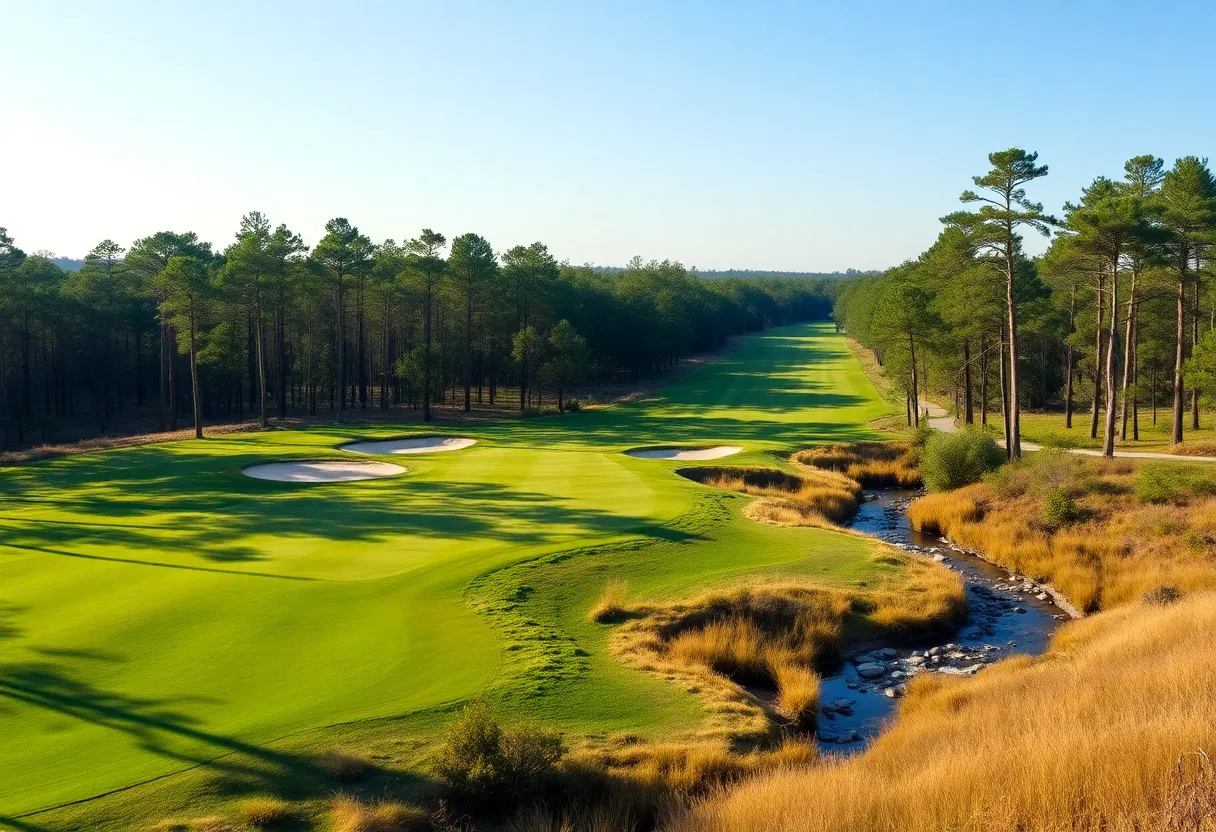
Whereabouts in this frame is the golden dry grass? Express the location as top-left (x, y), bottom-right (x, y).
top-left (794, 440), bottom-right (921, 488)
top-left (236, 797), bottom-right (297, 827)
top-left (907, 453), bottom-right (1216, 612)
top-left (589, 579), bottom-right (631, 623)
top-left (607, 555), bottom-right (965, 746)
top-left (679, 466), bottom-right (863, 525)
top-left (329, 795), bottom-right (429, 832)
top-left (669, 590), bottom-right (1216, 832)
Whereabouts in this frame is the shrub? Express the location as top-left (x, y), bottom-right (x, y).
top-left (434, 701), bottom-right (565, 804)
top-left (1137, 464), bottom-right (1216, 504)
top-left (1041, 486), bottom-right (1080, 529)
top-left (1143, 585), bottom-right (1182, 606)
top-left (320, 749), bottom-right (373, 782)
top-left (589, 579), bottom-right (629, 623)
top-left (330, 796), bottom-right (429, 832)
top-left (920, 428), bottom-right (1004, 492)
top-left (1136, 465), bottom-right (1178, 504)
top-left (564, 399), bottom-right (582, 412)
top-left (773, 662), bottom-right (820, 727)
top-left (237, 797), bottom-right (297, 828)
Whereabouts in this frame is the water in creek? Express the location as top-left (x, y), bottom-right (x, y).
top-left (814, 488), bottom-right (1065, 751)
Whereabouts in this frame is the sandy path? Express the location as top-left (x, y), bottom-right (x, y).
top-left (922, 401), bottom-right (1216, 462)
top-left (624, 446), bottom-right (743, 461)
top-left (243, 460), bottom-right (406, 482)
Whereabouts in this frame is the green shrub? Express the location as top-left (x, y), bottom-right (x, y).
top-left (564, 399), bottom-right (581, 412)
top-left (920, 428), bottom-right (1005, 492)
top-left (912, 423), bottom-right (934, 448)
top-left (433, 701), bottom-right (565, 805)
top-left (1136, 465), bottom-right (1177, 504)
top-left (1041, 487), bottom-right (1080, 529)
top-left (1136, 464), bottom-right (1216, 504)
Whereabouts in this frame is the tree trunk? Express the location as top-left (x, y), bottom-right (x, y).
top-left (276, 303), bottom-right (287, 419)
top-left (1101, 256), bottom-right (1119, 458)
top-left (1090, 271), bottom-right (1105, 440)
top-left (255, 300), bottom-right (268, 428)
top-left (962, 339), bottom-right (973, 424)
top-left (1119, 273), bottom-right (1137, 442)
top-left (999, 319), bottom-right (1010, 455)
top-left (336, 278), bottom-right (346, 424)
top-left (1192, 276), bottom-right (1201, 430)
top-left (189, 305), bottom-right (202, 439)
top-left (1065, 282), bottom-right (1076, 429)
top-left (909, 334), bottom-right (919, 428)
top-left (464, 289), bottom-right (473, 412)
top-left (1005, 243), bottom-right (1021, 458)
top-left (423, 280), bottom-right (433, 422)
top-left (980, 332), bottom-right (989, 427)
top-left (1172, 250), bottom-right (1188, 445)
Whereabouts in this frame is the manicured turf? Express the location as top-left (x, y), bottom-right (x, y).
top-left (0, 322), bottom-right (893, 829)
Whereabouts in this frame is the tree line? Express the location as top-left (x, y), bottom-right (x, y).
top-left (0, 218), bottom-right (833, 446)
top-left (836, 149), bottom-right (1216, 458)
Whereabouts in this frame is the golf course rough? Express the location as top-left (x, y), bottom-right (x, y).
top-left (0, 322), bottom-right (894, 828)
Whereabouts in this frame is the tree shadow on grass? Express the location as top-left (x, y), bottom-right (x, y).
top-left (0, 656), bottom-right (430, 827)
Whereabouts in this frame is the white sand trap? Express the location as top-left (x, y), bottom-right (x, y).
top-left (341, 436), bottom-right (477, 455)
top-left (243, 460), bottom-right (406, 483)
top-left (624, 445), bottom-right (743, 461)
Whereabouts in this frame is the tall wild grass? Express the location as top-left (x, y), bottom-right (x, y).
top-left (793, 440), bottom-right (921, 488)
top-left (669, 590), bottom-right (1216, 832)
top-left (909, 452), bottom-right (1216, 612)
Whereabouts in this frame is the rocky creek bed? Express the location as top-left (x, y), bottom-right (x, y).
top-left (815, 488), bottom-right (1068, 751)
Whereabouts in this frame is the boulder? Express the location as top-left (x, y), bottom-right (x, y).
top-left (856, 662), bottom-right (887, 679)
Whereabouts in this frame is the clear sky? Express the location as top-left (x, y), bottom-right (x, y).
top-left (3, 0), bottom-right (1213, 270)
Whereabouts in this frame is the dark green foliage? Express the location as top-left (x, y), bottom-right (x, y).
top-left (921, 428), bottom-right (1005, 491)
top-left (1042, 487), bottom-right (1081, 529)
top-left (433, 701), bottom-right (565, 806)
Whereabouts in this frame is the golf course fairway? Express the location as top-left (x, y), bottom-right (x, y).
top-left (0, 322), bottom-right (894, 829)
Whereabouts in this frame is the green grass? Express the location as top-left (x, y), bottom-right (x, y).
top-left (981, 409), bottom-right (1216, 452)
top-left (0, 322), bottom-right (893, 830)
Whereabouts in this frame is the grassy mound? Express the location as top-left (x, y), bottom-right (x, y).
top-left (793, 440), bottom-right (920, 487)
top-left (607, 558), bottom-right (966, 744)
top-left (678, 465), bottom-right (863, 525)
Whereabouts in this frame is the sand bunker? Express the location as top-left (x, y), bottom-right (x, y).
top-left (341, 436), bottom-right (477, 455)
top-left (624, 446), bottom-right (743, 461)
top-left (243, 460), bottom-right (406, 483)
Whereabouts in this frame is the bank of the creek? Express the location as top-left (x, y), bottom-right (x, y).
top-left (815, 488), bottom-right (1067, 752)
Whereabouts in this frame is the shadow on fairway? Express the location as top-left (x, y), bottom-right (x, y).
top-left (0, 656), bottom-right (428, 824)
top-left (0, 454), bottom-right (700, 572)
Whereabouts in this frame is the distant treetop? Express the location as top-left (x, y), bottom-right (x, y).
top-left (591, 266), bottom-right (882, 280)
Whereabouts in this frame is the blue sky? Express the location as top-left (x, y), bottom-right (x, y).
top-left (3, 1), bottom-right (1213, 270)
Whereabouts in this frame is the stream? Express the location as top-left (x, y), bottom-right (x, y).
top-left (814, 488), bottom-right (1066, 751)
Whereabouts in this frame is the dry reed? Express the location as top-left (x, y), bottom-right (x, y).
top-left (908, 453), bottom-right (1216, 612)
top-left (794, 441), bottom-right (921, 488)
top-left (679, 466), bottom-right (863, 525)
top-left (669, 591), bottom-right (1216, 832)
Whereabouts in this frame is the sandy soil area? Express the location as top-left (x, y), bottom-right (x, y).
top-left (243, 460), bottom-right (407, 482)
top-left (623, 446), bottom-right (743, 461)
top-left (341, 436), bottom-right (477, 455)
